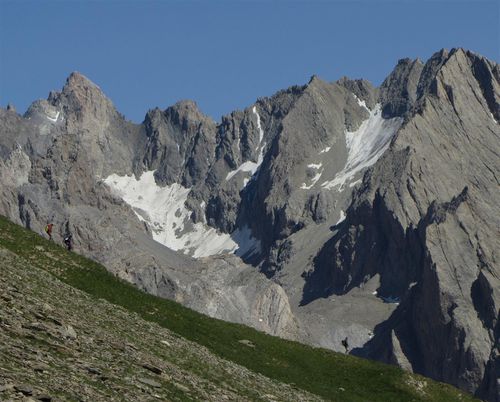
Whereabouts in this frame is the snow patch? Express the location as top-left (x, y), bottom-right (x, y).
top-left (353, 94), bottom-right (369, 111)
top-left (322, 104), bottom-right (402, 191)
top-left (336, 210), bottom-right (346, 225)
top-left (253, 106), bottom-right (265, 145)
top-left (104, 171), bottom-right (261, 258)
top-left (301, 161), bottom-right (324, 190)
top-left (199, 201), bottom-right (207, 223)
top-left (490, 113), bottom-right (498, 124)
top-left (46, 111), bottom-right (60, 123)
top-left (301, 170), bottom-right (323, 190)
top-left (232, 225), bottom-right (262, 257)
top-left (226, 160), bottom-right (259, 182)
top-left (319, 146), bottom-right (331, 154)
top-left (225, 106), bottom-right (266, 188)
top-left (235, 136), bottom-right (240, 153)
top-left (349, 179), bottom-right (362, 188)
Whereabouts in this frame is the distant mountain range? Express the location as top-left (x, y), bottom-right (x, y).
top-left (0, 47), bottom-right (498, 401)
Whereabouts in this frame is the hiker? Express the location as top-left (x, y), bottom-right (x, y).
top-left (342, 337), bottom-right (349, 354)
top-left (64, 234), bottom-right (72, 251)
top-left (45, 223), bottom-right (53, 241)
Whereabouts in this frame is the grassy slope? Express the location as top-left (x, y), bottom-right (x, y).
top-left (0, 215), bottom-right (478, 402)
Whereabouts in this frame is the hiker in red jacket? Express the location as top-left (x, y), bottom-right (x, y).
top-left (45, 223), bottom-right (53, 241)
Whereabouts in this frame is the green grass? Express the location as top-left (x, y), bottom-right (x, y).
top-left (0, 215), bottom-right (479, 402)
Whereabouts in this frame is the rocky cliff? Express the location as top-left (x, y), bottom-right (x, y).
top-left (0, 48), bottom-right (498, 401)
top-left (303, 49), bottom-right (500, 401)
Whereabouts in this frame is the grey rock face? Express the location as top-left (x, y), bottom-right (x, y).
top-left (337, 76), bottom-right (378, 110)
top-left (378, 57), bottom-right (424, 118)
top-left (0, 72), bottom-right (155, 291)
top-left (239, 76), bottom-right (369, 270)
top-left (0, 48), bottom-right (498, 401)
top-left (303, 48), bottom-right (499, 401)
top-left (141, 100), bottom-right (217, 188)
top-left (200, 85), bottom-right (308, 234)
top-left (416, 48), bottom-right (450, 101)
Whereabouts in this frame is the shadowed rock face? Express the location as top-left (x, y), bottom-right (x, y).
top-left (304, 49), bottom-right (499, 401)
top-left (378, 58), bottom-right (424, 118)
top-left (141, 100), bottom-right (217, 188)
top-left (0, 49), bottom-right (498, 400)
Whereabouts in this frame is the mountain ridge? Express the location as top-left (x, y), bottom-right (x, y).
top-left (0, 47), bottom-right (498, 401)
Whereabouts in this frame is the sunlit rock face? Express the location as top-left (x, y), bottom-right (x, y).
top-left (1, 49), bottom-right (498, 401)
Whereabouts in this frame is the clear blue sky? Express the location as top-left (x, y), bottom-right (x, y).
top-left (1, 0), bottom-right (498, 123)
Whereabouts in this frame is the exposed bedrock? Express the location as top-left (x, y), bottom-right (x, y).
top-left (0, 48), bottom-right (498, 400)
top-left (301, 49), bottom-right (499, 400)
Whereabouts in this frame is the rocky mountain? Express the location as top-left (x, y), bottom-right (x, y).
top-left (0, 48), bottom-right (498, 401)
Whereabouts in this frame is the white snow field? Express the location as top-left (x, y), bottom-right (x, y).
top-left (225, 106), bottom-right (266, 187)
top-left (322, 104), bottom-right (402, 191)
top-left (104, 171), bottom-right (261, 258)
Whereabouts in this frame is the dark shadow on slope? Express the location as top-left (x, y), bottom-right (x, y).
top-left (349, 287), bottom-right (424, 374)
top-left (469, 51), bottom-right (500, 122)
top-left (300, 191), bottom-right (421, 306)
top-left (350, 187), bottom-right (497, 402)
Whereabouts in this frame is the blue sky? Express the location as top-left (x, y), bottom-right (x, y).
top-left (1, 0), bottom-right (498, 122)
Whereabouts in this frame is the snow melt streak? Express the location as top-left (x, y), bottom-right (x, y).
top-left (300, 170), bottom-right (323, 190)
top-left (322, 104), bottom-right (402, 190)
top-left (104, 171), bottom-right (260, 258)
top-left (46, 111), bottom-right (60, 123)
top-left (225, 106), bottom-right (266, 186)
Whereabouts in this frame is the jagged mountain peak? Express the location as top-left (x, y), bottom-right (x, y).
top-left (63, 72), bottom-right (109, 100)
top-left (378, 57), bottom-right (423, 118)
top-left (414, 47), bottom-right (500, 122)
top-left (415, 48), bottom-right (454, 100)
top-left (307, 74), bottom-right (325, 85)
top-left (63, 71), bottom-right (102, 91)
top-left (428, 46), bottom-right (483, 65)
top-left (169, 98), bottom-right (200, 110)
top-left (394, 57), bottom-right (422, 68)
top-left (1, 48), bottom-right (498, 402)
top-left (144, 99), bottom-right (215, 129)
top-left (164, 99), bottom-right (215, 126)
top-left (22, 72), bottom-right (112, 125)
top-left (337, 76), bottom-right (378, 109)
top-left (305, 49), bottom-right (499, 401)
top-left (42, 71), bottom-right (119, 125)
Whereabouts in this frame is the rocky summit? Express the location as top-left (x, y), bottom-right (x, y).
top-left (0, 48), bottom-right (498, 401)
